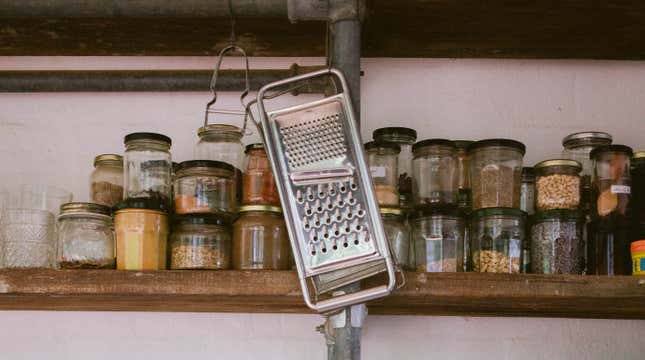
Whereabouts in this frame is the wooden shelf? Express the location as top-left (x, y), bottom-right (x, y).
top-left (1, 270), bottom-right (644, 319)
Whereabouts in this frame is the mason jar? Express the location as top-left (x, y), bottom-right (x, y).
top-left (469, 139), bottom-right (525, 210)
top-left (123, 132), bottom-right (172, 210)
top-left (412, 205), bottom-right (465, 272)
top-left (90, 154), bottom-right (124, 207)
top-left (412, 139), bottom-right (458, 206)
top-left (57, 202), bottom-right (115, 269)
top-left (380, 207), bottom-right (410, 269)
top-left (373, 127), bottom-right (417, 209)
top-left (232, 205), bottom-right (290, 270)
top-left (453, 140), bottom-right (474, 211)
top-left (170, 214), bottom-right (231, 270)
top-left (530, 210), bottom-right (583, 274)
top-left (244, 143), bottom-right (280, 205)
top-left (471, 207), bottom-right (526, 273)
top-left (534, 159), bottom-right (582, 211)
top-left (365, 141), bottom-right (400, 207)
top-left (173, 160), bottom-right (237, 216)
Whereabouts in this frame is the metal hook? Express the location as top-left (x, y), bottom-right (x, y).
top-left (227, 0), bottom-right (236, 46)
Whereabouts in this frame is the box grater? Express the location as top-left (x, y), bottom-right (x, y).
top-left (255, 68), bottom-right (396, 313)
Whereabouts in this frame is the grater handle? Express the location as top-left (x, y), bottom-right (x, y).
top-left (310, 285), bottom-right (392, 314)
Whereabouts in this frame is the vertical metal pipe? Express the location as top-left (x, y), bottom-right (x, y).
top-left (329, 17), bottom-right (361, 122)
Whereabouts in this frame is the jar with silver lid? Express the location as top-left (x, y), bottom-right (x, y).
top-left (57, 202), bottom-right (115, 269)
top-left (90, 154), bottom-right (124, 207)
top-left (123, 132), bottom-right (172, 210)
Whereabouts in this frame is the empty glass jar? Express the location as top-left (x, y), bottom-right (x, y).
top-left (0, 208), bottom-right (56, 268)
top-left (412, 206), bottom-right (465, 272)
top-left (170, 214), bottom-right (231, 270)
top-left (380, 207), bottom-right (410, 269)
top-left (123, 132), bottom-right (172, 210)
top-left (412, 139), bottom-right (458, 206)
top-left (57, 202), bottom-right (115, 269)
top-left (471, 207), bottom-right (526, 273)
top-left (244, 143), bottom-right (280, 205)
top-left (530, 210), bottom-right (583, 274)
top-left (534, 159), bottom-right (582, 211)
top-left (90, 154), bottom-right (124, 207)
top-left (232, 205), bottom-right (290, 270)
top-left (373, 127), bottom-right (417, 209)
top-left (454, 140), bottom-right (474, 211)
top-left (365, 141), bottom-right (400, 207)
top-left (173, 160), bottom-right (237, 216)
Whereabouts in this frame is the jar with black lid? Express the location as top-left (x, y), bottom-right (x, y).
top-left (365, 141), bottom-right (401, 207)
top-left (412, 138), bottom-right (458, 206)
top-left (471, 207), bottom-right (526, 273)
top-left (173, 160), bottom-right (237, 216)
top-left (123, 132), bottom-right (172, 209)
top-left (170, 214), bottom-right (231, 270)
top-left (412, 205), bottom-right (465, 272)
top-left (373, 127), bottom-right (417, 209)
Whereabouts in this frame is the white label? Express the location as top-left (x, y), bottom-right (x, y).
top-left (370, 166), bottom-right (386, 178)
top-left (611, 185), bottom-right (631, 194)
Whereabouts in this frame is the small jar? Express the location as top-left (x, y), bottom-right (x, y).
top-left (365, 141), bottom-right (401, 207)
top-left (195, 124), bottom-right (245, 203)
top-left (243, 143), bottom-right (279, 205)
top-left (373, 127), bottom-right (417, 209)
top-left (232, 205), bottom-right (290, 270)
top-left (170, 214), bottom-right (231, 270)
top-left (412, 206), bottom-right (465, 272)
top-left (412, 139), bottom-right (458, 206)
top-left (453, 140), bottom-right (474, 211)
top-left (469, 139), bottom-right (525, 210)
top-left (534, 159), bottom-right (582, 211)
top-left (123, 132), bottom-right (172, 210)
top-left (380, 207), bottom-right (410, 269)
top-left (174, 160), bottom-right (237, 216)
top-left (520, 167), bottom-right (535, 216)
top-left (0, 209), bottom-right (55, 269)
top-left (114, 199), bottom-right (169, 270)
top-left (591, 145), bottom-right (633, 218)
top-left (530, 210), bottom-right (583, 274)
top-left (57, 202), bottom-right (115, 269)
top-left (471, 207), bottom-right (526, 273)
top-left (90, 154), bottom-right (124, 207)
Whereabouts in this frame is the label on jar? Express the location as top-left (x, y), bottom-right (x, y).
top-left (611, 185), bottom-right (631, 194)
top-left (370, 166), bottom-right (386, 178)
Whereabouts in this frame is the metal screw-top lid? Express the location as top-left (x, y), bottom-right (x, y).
top-left (372, 127), bottom-right (417, 144)
top-left (590, 144), bottom-right (634, 159)
top-left (364, 140), bottom-right (401, 153)
top-left (60, 202), bottom-right (112, 216)
top-left (197, 124), bottom-right (243, 138)
top-left (238, 205), bottom-right (283, 213)
top-left (379, 207), bottom-right (403, 216)
top-left (245, 143), bottom-right (266, 154)
top-left (562, 131), bottom-right (612, 148)
top-left (467, 139), bottom-right (526, 155)
top-left (534, 159), bottom-right (582, 172)
top-left (93, 154), bottom-right (123, 168)
top-left (124, 132), bottom-right (171, 146)
top-left (175, 159), bottom-right (234, 173)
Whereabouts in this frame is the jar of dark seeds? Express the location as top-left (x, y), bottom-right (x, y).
top-left (530, 210), bottom-right (584, 274)
top-left (170, 214), bottom-right (231, 270)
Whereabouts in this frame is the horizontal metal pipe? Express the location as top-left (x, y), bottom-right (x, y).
top-left (0, 66), bottom-right (327, 93)
top-left (0, 0), bottom-right (287, 18)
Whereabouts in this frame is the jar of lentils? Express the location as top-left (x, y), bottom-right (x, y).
top-left (471, 207), bottom-right (526, 273)
top-left (534, 159), bottom-right (582, 211)
top-left (530, 210), bottom-right (583, 274)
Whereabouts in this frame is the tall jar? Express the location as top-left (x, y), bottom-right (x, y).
top-left (232, 205), bottom-right (290, 270)
top-left (170, 214), bottom-right (231, 270)
top-left (57, 203), bottom-right (115, 269)
top-left (380, 207), bottom-right (410, 269)
top-left (412, 206), bottom-right (465, 272)
top-left (471, 208), bottom-right (526, 273)
top-left (453, 140), bottom-right (474, 211)
top-left (520, 167), bottom-right (535, 216)
top-left (632, 152), bottom-right (645, 239)
top-left (173, 160), bottom-right (237, 216)
top-left (365, 141), bottom-right (400, 207)
top-left (90, 154), bottom-right (124, 207)
top-left (530, 210), bottom-right (583, 274)
top-left (534, 159), bottom-right (582, 211)
top-left (244, 143), bottom-right (280, 205)
top-left (412, 139), bottom-right (458, 206)
top-left (373, 127), bottom-right (417, 209)
top-left (469, 139), bottom-right (525, 210)
top-left (195, 124), bottom-right (245, 203)
top-left (123, 132), bottom-right (172, 210)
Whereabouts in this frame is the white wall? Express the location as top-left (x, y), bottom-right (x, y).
top-left (0, 57), bottom-right (644, 359)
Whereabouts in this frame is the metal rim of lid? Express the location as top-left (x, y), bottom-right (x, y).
top-left (412, 138), bottom-right (456, 153)
top-left (562, 131), bottom-right (612, 147)
top-left (410, 204), bottom-right (461, 219)
top-left (532, 209), bottom-right (581, 223)
top-left (238, 204), bottom-right (283, 213)
top-left (372, 127), bottom-right (417, 143)
top-left (471, 207), bottom-right (527, 219)
top-left (534, 159), bottom-right (582, 171)
top-left (93, 154), bottom-right (123, 167)
top-left (124, 132), bottom-right (171, 146)
top-left (60, 202), bottom-right (112, 216)
top-left (245, 143), bottom-right (265, 153)
top-left (197, 124), bottom-right (244, 138)
top-left (467, 138), bottom-right (526, 155)
top-left (380, 207), bottom-right (403, 216)
top-left (452, 140), bottom-right (475, 149)
top-left (590, 144), bottom-right (634, 159)
top-left (172, 213), bottom-right (230, 227)
top-left (364, 140), bottom-right (401, 153)
top-left (175, 159), bottom-right (234, 173)
top-left (633, 151), bottom-right (645, 159)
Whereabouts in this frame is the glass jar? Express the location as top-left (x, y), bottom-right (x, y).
top-left (412, 139), bottom-right (458, 206)
top-left (520, 167), bottom-right (535, 216)
top-left (243, 143), bottom-right (279, 205)
top-left (453, 140), bottom-right (474, 211)
top-left (195, 124), bottom-right (245, 203)
top-left (412, 206), bottom-right (465, 272)
top-left (591, 145), bottom-right (633, 218)
top-left (562, 131), bottom-right (612, 212)
top-left (57, 203), bottom-right (115, 269)
top-left (373, 127), bottom-right (417, 209)
top-left (380, 207), bottom-right (410, 269)
top-left (471, 207), bottom-right (526, 273)
top-left (534, 159), bottom-right (582, 211)
top-left (469, 139), bottom-right (525, 210)
top-left (530, 210), bottom-right (583, 274)
top-left (631, 152), bottom-right (645, 233)
top-left (123, 132), bottom-right (172, 210)
top-left (90, 154), bottom-right (124, 207)
top-left (114, 199), bottom-right (169, 270)
top-left (174, 160), bottom-right (237, 216)
top-left (170, 214), bottom-right (231, 270)
top-left (365, 141), bottom-right (401, 207)
top-left (232, 205), bottom-right (290, 270)
top-left (0, 209), bottom-right (55, 268)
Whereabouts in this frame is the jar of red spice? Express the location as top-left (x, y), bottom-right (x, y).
top-left (243, 143), bottom-right (280, 205)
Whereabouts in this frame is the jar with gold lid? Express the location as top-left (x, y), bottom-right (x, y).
top-left (232, 205), bottom-right (290, 270)
top-left (90, 154), bottom-right (124, 207)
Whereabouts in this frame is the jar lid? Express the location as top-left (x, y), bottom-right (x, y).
top-left (452, 140), bottom-right (475, 149)
top-left (412, 138), bottom-right (456, 153)
top-left (60, 202), bottom-right (112, 216)
top-left (238, 205), bottom-right (282, 213)
top-left (380, 207), bottom-right (403, 216)
top-left (521, 167), bottom-right (535, 180)
top-left (197, 124), bottom-right (244, 138)
top-left (372, 127), bottom-right (417, 144)
top-left (590, 144), bottom-right (634, 159)
top-left (245, 143), bottom-right (265, 153)
top-left (532, 209), bottom-right (581, 223)
top-left (467, 139), bottom-right (526, 155)
top-left (631, 240), bottom-right (645, 253)
top-left (114, 197), bottom-right (168, 212)
top-left (176, 160), bottom-right (234, 173)
top-left (172, 214), bottom-right (230, 226)
top-left (93, 154), bottom-right (123, 167)
top-left (562, 131), bottom-right (612, 148)
top-left (364, 140), bottom-right (401, 153)
top-left (410, 204), bottom-right (461, 219)
top-left (534, 159), bottom-right (582, 172)
top-left (633, 151), bottom-right (645, 159)
top-left (124, 132), bottom-right (171, 146)
top-left (471, 207), bottom-right (527, 220)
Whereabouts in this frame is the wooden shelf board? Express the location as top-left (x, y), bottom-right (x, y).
top-left (0, 270), bottom-right (644, 319)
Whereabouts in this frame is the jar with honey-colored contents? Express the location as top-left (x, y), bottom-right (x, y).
top-left (232, 205), bottom-right (290, 270)
top-left (243, 143), bottom-right (279, 205)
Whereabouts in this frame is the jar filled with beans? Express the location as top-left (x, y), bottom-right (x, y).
top-left (534, 159), bottom-right (582, 211)
top-left (470, 207), bottom-right (526, 273)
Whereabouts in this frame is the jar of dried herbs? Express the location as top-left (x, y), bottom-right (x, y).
top-left (174, 160), bottom-right (237, 216)
top-left (123, 132), bottom-right (172, 210)
top-left (365, 141), bottom-right (401, 207)
top-left (534, 159), bottom-right (582, 211)
top-left (90, 154), bottom-right (124, 207)
top-left (412, 139), bottom-right (459, 206)
top-left (412, 205), bottom-right (465, 272)
top-left (380, 207), bottom-right (410, 269)
top-left (471, 207), bottom-right (526, 273)
top-left (469, 139), bottom-right (525, 210)
top-left (530, 210), bottom-right (583, 274)
top-left (373, 127), bottom-right (417, 209)
top-left (170, 214), bottom-right (231, 270)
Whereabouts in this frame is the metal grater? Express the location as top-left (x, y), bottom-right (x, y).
top-left (256, 68), bottom-right (396, 313)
